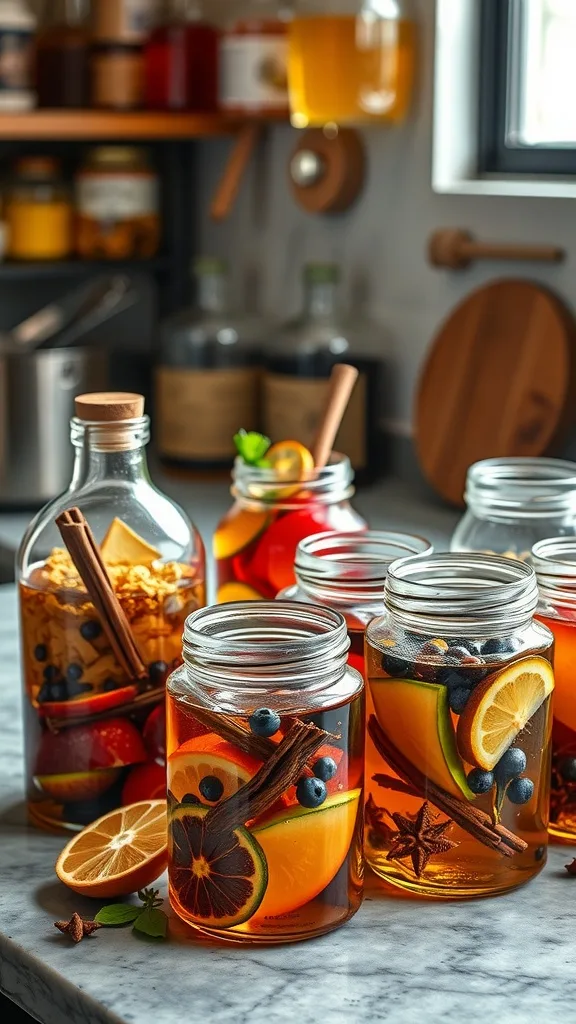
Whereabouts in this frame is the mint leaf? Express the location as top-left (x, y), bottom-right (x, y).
top-left (234, 430), bottom-right (271, 466)
top-left (95, 904), bottom-right (142, 926)
top-left (133, 907), bottom-right (168, 939)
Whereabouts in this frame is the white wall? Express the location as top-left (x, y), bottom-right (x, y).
top-left (196, 0), bottom-right (576, 436)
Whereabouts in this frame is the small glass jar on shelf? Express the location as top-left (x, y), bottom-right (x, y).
top-left (288, 0), bottom-right (415, 127)
top-left (17, 391), bottom-right (206, 833)
top-left (91, 0), bottom-right (161, 109)
top-left (219, 0), bottom-right (291, 117)
top-left (0, 0), bottom-right (36, 111)
top-left (166, 601), bottom-right (364, 943)
top-left (451, 457), bottom-right (576, 561)
top-left (36, 0), bottom-right (90, 109)
top-left (75, 147), bottom-right (161, 260)
top-left (6, 156), bottom-right (74, 261)
top-left (365, 553), bottom-right (554, 898)
top-left (144, 0), bottom-right (219, 111)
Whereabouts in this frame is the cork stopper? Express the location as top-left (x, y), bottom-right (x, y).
top-left (75, 392), bottom-right (145, 422)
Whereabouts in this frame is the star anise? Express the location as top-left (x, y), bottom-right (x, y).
top-left (565, 859), bottom-right (576, 876)
top-left (387, 801), bottom-right (459, 878)
top-left (54, 912), bottom-right (101, 943)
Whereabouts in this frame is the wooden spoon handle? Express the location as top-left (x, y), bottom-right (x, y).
top-left (311, 364), bottom-right (359, 469)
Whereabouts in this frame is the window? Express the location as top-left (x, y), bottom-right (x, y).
top-left (479, 0), bottom-right (576, 174)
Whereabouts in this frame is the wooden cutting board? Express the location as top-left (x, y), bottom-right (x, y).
top-left (415, 279), bottom-right (576, 506)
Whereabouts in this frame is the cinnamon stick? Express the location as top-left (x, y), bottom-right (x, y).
top-left (206, 721), bottom-right (327, 833)
top-left (55, 507), bottom-right (147, 681)
top-left (368, 715), bottom-right (527, 857)
top-left (311, 364), bottom-right (359, 469)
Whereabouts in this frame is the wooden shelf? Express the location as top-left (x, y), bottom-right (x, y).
top-left (0, 110), bottom-right (249, 140)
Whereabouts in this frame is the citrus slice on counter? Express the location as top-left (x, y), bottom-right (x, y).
top-left (250, 789), bottom-right (360, 919)
top-left (168, 740), bottom-right (260, 805)
top-left (213, 508), bottom-right (270, 561)
top-left (216, 581), bottom-right (263, 603)
top-left (55, 799), bottom-right (167, 898)
top-left (457, 657), bottom-right (555, 771)
top-left (169, 804), bottom-right (268, 928)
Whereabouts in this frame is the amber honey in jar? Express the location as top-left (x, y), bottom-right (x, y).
top-left (75, 147), bottom-right (160, 260)
top-left (17, 391), bottom-right (206, 832)
top-left (6, 157), bottom-right (73, 261)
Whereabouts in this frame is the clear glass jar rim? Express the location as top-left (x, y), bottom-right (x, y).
top-left (382, 552), bottom-right (538, 637)
top-left (232, 451), bottom-right (354, 507)
top-left (533, 536), bottom-right (576, 609)
top-left (465, 457), bottom-right (576, 517)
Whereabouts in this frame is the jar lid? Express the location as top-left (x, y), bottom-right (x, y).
top-left (75, 392), bottom-right (145, 422)
top-left (14, 156), bottom-right (60, 179)
top-left (84, 146), bottom-right (148, 168)
top-left (304, 263), bottom-right (340, 285)
top-left (194, 256), bottom-right (228, 276)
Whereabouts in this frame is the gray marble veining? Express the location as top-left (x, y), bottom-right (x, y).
top-left (0, 485), bottom-right (574, 1024)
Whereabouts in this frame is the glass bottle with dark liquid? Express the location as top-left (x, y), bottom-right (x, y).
top-left (144, 0), bottom-right (219, 111)
top-left (36, 0), bottom-right (90, 108)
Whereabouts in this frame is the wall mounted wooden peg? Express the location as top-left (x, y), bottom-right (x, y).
top-left (289, 128), bottom-right (365, 215)
top-left (428, 228), bottom-right (565, 270)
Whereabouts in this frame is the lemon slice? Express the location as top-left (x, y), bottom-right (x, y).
top-left (259, 440), bottom-right (315, 500)
top-left (457, 657), bottom-right (554, 771)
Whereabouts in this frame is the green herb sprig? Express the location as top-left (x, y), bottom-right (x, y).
top-left (234, 429), bottom-right (271, 467)
top-left (95, 887), bottom-right (168, 940)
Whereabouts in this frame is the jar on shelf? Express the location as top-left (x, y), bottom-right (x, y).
top-left (91, 0), bottom-right (161, 109)
top-left (35, 0), bottom-right (90, 109)
top-left (144, 0), bottom-right (219, 111)
top-left (288, 0), bottom-right (415, 127)
top-left (532, 537), bottom-right (576, 843)
top-left (6, 156), bottom-right (73, 261)
top-left (0, 0), bottom-right (36, 111)
top-left (156, 257), bottom-right (261, 472)
top-left (167, 601), bottom-right (364, 943)
top-left (214, 453), bottom-right (367, 602)
top-left (365, 553), bottom-right (554, 898)
top-left (263, 262), bottom-right (383, 485)
top-left (451, 457), bottom-right (576, 561)
top-left (75, 147), bottom-right (160, 260)
top-left (219, 0), bottom-right (291, 117)
top-left (17, 391), bottom-right (206, 833)
top-left (279, 530), bottom-right (432, 675)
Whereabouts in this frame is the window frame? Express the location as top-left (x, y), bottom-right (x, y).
top-left (478, 0), bottom-right (576, 176)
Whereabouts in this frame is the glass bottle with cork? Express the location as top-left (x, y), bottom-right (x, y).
top-left (219, 0), bottom-right (291, 117)
top-left (17, 391), bottom-right (206, 833)
top-left (36, 0), bottom-right (90, 108)
top-left (144, 0), bottom-right (219, 111)
top-left (156, 256), bottom-right (261, 474)
top-left (263, 262), bottom-right (382, 485)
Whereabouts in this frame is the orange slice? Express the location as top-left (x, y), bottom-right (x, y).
top-left (213, 508), bottom-right (269, 561)
top-left (168, 740), bottom-right (260, 805)
top-left (262, 440), bottom-right (315, 500)
top-left (217, 581), bottom-right (262, 603)
top-left (457, 657), bottom-right (554, 771)
top-left (55, 799), bottom-right (168, 898)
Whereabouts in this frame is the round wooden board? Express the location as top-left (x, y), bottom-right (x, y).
top-left (415, 279), bottom-right (576, 507)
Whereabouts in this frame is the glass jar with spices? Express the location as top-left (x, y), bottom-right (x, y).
top-left (219, 0), bottom-right (291, 117)
top-left (91, 0), bottom-right (161, 109)
top-left (166, 601), bottom-right (364, 942)
top-left (75, 147), bottom-right (160, 260)
top-left (6, 156), bottom-right (73, 261)
top-left (451, 457), bottom-right (576, 562)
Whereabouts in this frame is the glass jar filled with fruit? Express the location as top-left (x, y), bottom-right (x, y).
top-left (532, 537), bottom-right (576, 842)
top-left (214, 432), bottom-right (367, 602)
top-left (365, 553), bottom-right (554, 898)
top-left (166, 601), bottom-right (364, 943)
top-left (279, 530), bottom-right (432, 676)
top-left (452, 457), bottom-right (576, 561)
top-left (17, 392), bottom-right (206, 832)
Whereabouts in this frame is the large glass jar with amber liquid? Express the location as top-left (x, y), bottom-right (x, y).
top-left (17, 392), bottom-right (206, 832)
top-left (166, 601), bottom-right (364, 943)
top-left (365, 553), bottom-right (554, 899)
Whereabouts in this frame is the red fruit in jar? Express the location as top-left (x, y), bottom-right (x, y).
top-left (142, 704), bottom-right (167, 762)
top-left (39, 685), bottom-right (138, 721)
top-left (35, 717), bottom-right (146, 776)
top-left (122, 761), bottom-right (166, 804)
top-left (37, 768), bottom-right (120, 803)
top-left (246, 509), bottom-right (335, 595)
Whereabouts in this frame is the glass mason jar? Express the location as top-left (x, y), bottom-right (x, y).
top-left (365, 553), bottom-right (554, 899)
top-left (17, 392), bottom-right (206, 833)
top-left (532, 537), bottom-right (576, 843)
top-left (452, 457), bottom-right (576, 561)
top-left (213, 453), bottom-right (367, 602)
top-left (279, 530), bottom-right (432, 676)
top-left (166, 601), bottom-right (365, 943)
top-left (6, 156), bottom-right (74, 261)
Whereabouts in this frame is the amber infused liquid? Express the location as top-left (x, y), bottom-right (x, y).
top-left (537, 613), bottom-right (576, 842)
top-left (288, 15), bottom-right (415, 126)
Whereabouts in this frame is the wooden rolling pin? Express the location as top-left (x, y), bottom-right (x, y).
top-left (428, 228), bottom-right (565, 270)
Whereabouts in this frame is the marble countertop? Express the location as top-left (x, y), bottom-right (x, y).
top-left (2, 480), bottom-right (576, 1024)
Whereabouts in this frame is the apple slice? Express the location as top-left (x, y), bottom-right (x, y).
top-left (100, 517), bottom-right (161, 566)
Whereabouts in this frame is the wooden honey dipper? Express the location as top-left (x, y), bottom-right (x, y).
top-left (311, 364), bottom-right (359, 469)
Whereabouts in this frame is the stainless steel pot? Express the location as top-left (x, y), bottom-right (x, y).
top-left (0, 348), bottom-right (108, 507)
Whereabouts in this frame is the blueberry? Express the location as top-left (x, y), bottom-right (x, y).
top-left (36, 682), bottom-right (51, 704)
top-left (437, 667), bottom-right (472, 690)
top-left (181, 792), bottom-right (201, 806)
top-left (296, 777), bottom-right (327, 809)
top-left (450, 639), bottom-right (481, 657)
top-left (103, 678), bottom-right (120, 692)
top-left (495, 747), bottom-right (527, 780)
top-left (559, 757), bottom-right (576, 782)
top-left (34, 643), bottom-right (47, 662)
top-left (249, 708), bottom-right (281, 738)
top-left (506, 777), bottom-right (534, 805)
top-left (65, 663), bottom-right (83, 683)
top-left (48, 682), bottom-right (67, 702)
top-left (449, 687), bottom-right (471, 714)
top-left (66, 681), bottom-right (92, 698)
top-left (467, 768), bottom-right (495, 795)
top-left (149, 661), bottom-right (168, 684)
top-left (313, 756), bottom-right (338, 782)
top-left (80, 619), bottom-right (102, 641)
top-left (43, 664), bottom-right (60, 683)
top-left (199, 775), bottom-right (225, 802)
top-left (481, 637), bottom-right (519, 656)
top-left (535, 845), bottom-right (546, 862)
